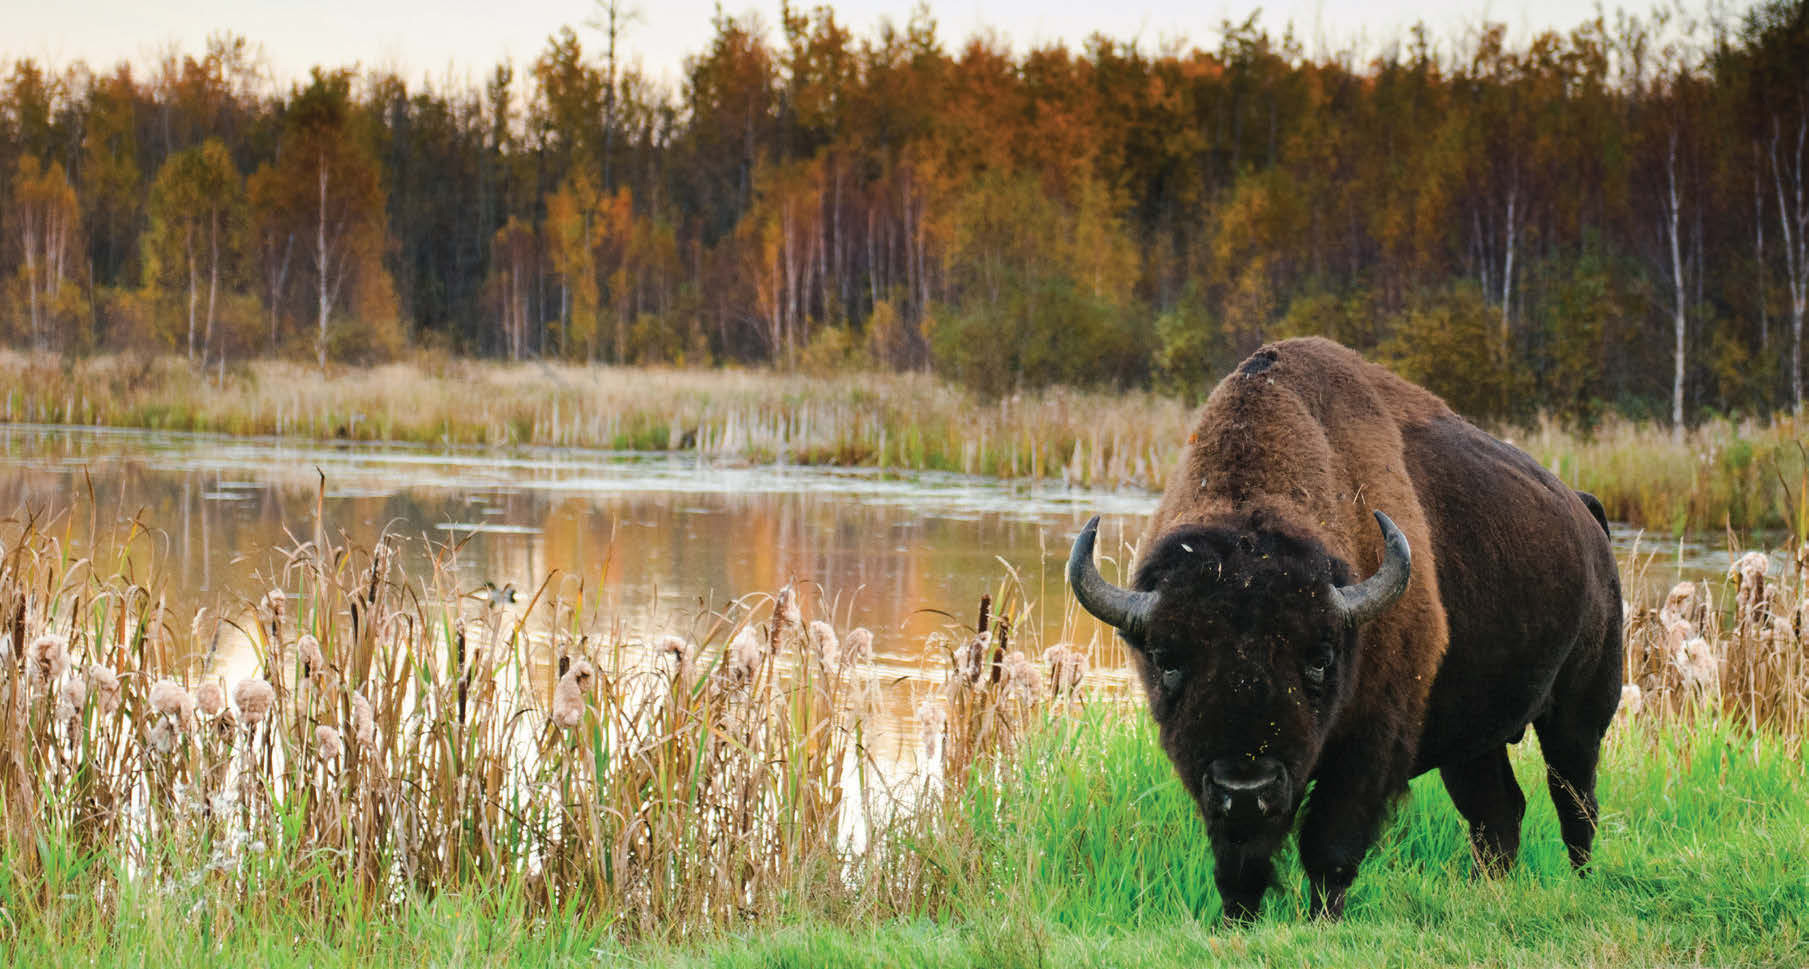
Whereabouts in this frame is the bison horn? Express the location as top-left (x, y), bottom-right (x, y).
top-left (1068, 516), bottom-right (1158, 639)
top-left (1332, 511), bottom-right (1412, 627)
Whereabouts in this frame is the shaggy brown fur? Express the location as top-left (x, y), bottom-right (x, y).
top-left (1101, 337), bottom-right (1622, 922)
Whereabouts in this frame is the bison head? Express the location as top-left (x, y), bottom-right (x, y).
top-left (1068, 511), bottom-right (1409, 856)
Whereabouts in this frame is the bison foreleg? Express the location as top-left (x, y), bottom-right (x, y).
top-left (1212, 847), bottom-right (1276, 924)
top-left (1297, 763), bottom-right (1397, 920)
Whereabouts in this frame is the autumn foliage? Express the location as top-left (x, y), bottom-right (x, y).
top-left (1, 4), bottom-right (1808, 424)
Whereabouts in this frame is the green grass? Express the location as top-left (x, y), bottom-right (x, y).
top-left (5, 710), bottom-right (1803, 968)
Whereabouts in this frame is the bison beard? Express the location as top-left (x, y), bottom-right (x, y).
top-left (1069, 337), bottom-right (1622, 923)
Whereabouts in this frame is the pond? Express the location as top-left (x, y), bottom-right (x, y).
top-left (0, 424), bottom-right (1787, 760)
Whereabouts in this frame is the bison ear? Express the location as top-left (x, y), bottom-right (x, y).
top-left (1330, 511), bottom-right (1411, 627)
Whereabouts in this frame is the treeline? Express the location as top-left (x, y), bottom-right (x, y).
top-left (2, 2), bottom-right (1808, 425)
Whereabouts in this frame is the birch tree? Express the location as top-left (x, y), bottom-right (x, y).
top-left (274, 70), bottom-right (389, 367)
top-left (8, 156), bottom-right (81, 349)
top-left (1772, 116), bottom-right (1808, 414)
top-left (145, 139), bottom-right (240, 362)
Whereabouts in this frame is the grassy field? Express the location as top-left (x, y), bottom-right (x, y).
top-left (1, 493), bottom-right (1806, 967)
top-left (3, 351), bottom-right (1804, 534)
top-left (4, 713), bottom-right (1803, 968)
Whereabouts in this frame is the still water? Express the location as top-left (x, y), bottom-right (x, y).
top-left (0, 424), bottom-right (1783, 757)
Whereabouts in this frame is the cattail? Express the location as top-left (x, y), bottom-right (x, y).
top-left (1659, 581), bottom-right (1697, 631)
top-left (915, 699), bottom-right (948, 767)
top-left (776, 584), bottom-right (802, 627)
top-left (150, 679), bottom-right (197, 724)
top-left (952, 632), bottom-right (989, 688)
top-left (1043, 643), bottom-right (1088, 697)
top-left (1675, 636), bottom-right (1719, 693)
top-left (314, 724), bottom-right (343, 761)
top-left (1618, 682), bottom-right (1644, 719)
top-left (808, 620), bottom-right (840, 671)
top-left (85, 664), bottom-right (121, 715)
top-left (551, 658), bottom-right (595, 730)
top-left (260, 589), bottom-right (286, 627)
top-left (723, 626), bottom-right (766, 686)
top-left (234, 677), bottom-right (276, 726)
top-left (842, 627), bottom-right (873, 669)
top-left (1730, 551), bottom-right (1770, 628)
top-left (55, 675), bottom-right (86, 725)
top-left (351, 692), bottom-right (377, 749)
top-left (147, 716), bottom-right (178, 755)
top-left (297, 634), bottom-right (327, 678)
top-left (196, 681), bottom-right (226, 717)
top-left (27, 633), bottom-right (68, 683)
top-left (656, 633), bottom-right (695, 677)
top-left (1000, 650), bottom-right (1042, 705)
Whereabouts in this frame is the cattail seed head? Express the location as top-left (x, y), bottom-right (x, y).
top-left (56, 675), bottom-right (86, 725)
top-left (776, 584), bottom-right (802, 627)
top-left (147, 716), bottom-right (178, 754)
top-left (314, 724), bottom-right (343, 761)
top-left (27, 633), bottom-right (68, 683)
top-left (1618, 682), bottom-right (1644, 719)
top-left (150, 679), bottom-right (197, 724)
top-left (1001, 650), bottom-right (1042, 705)
top-left (1659, 581), bottom-right (1697, 631)
top-left (233, 677), bottom-right (276, 726)
top-left (85, 664), bottom-right (121, 715)
top-left (723, 626), bottom-right (766, 686)
top-left (656, 633), bottom-right (695, 674)
top-left (842, 627), bottom-right (873, 669)
top-left (808, 620), bottom-right (840, 671)
top-left (196, 681), bottom-right (226, 717)
top-left (260, 589), bottom-right (285, 626)
top-left (351, 692), bottom-right (377, 749)
top-left (297, 634), bottom-right (326, 679)
top-left (551, 659), bottom-right (595, 730)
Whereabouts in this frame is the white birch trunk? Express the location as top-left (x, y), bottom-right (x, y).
top-left (1666, 132), bottom-right (1688, 439)
top-left (1772, 117), bottom-right (1809, 415)
top-left (316, 154), bottom-right (331, 368)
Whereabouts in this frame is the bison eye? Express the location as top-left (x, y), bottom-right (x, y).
top-left (1161, 666), bottom-right (1184, 693)
top-left (1146, 648), bottom-right (1184, 693)
top-left (1304, 643), bottom-right (1335, 690)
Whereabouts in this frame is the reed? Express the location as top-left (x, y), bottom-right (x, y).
top-left (0, 492), bottom-right (1086, 938)
top-left (5, 351), bottom-right (1806, 533)
top-left (0, 490), bottom-right (1803, 956)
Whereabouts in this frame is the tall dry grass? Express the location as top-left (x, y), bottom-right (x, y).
top-left (0, 351), bottom-right (1187, 490)
top-left (1619, 537), bottom-right (1808, 748)
top-left (6, 351), bottom-right (1806, 533)
top-left (0, 492), bottom-right (1078, 937)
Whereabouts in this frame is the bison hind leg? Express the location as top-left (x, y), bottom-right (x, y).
top-left (1440, 746), bottom-right (1525, 876)
top-left (1534, 712), bottom-right (1609, 872)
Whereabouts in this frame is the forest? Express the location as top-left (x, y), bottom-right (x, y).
top-left (2, 1), bottom-right (1808, 426)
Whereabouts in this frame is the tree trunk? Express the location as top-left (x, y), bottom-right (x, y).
top-left (1666, 132), bottom-right (1687, 439)
top-left (317, 155), bottom-right (331, 369)
top-left (205, 208), bottom-right (220, 364)
top-left (1772, 116), bottom-right (1808, 415)
top-left (185, 223), bottom-right (198, 363)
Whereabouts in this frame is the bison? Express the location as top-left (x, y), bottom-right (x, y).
top-left (1068, 337), bottom-right (1622, 922)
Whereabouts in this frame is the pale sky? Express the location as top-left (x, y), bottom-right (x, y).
top-left (8, 0), bottom-right (1660, 96)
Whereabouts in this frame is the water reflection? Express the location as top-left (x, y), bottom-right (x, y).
top-left (0, 424), bottom-right (1788, 758)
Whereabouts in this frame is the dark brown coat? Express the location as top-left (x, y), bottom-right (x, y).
top-left (1071, 337), bottom-right (1622, 921)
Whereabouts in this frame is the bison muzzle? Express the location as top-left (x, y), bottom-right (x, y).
top-left (1069, 337), bottom-right (1622, 922)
